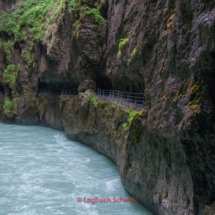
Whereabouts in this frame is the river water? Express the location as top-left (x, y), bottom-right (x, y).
top-left (0, 123), bottom-right (151, 215)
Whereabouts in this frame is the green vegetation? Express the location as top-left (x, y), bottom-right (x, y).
top-left (86, 95), bottom-right (94, 102)
top-left (36, 96), bottom-right (40, 110)
top-left (84, 94), bottom-right (145, 145)
top-left (0, 0), bottom-right (105, 117)
top-left (127, 42), bottom-right (142, 65)
top-left (2, 64), bottom-right (20, 90)
top-left (73, 19), bottom-right (82, 38)
top-left (21, 50), bottom-right (33, 66)
top-left (100, 100), bottom-right (106, 107)
top-left (117, 38), bottom-right (129, 58)
top-left (0, 0), bottom-right (67, 43)
top-left (86, 94), bottom-right (100, 107)
top-left (3, 97), bottom-right (19, 118)
top-left (122, 109), bottom-right (143, 144)
top-left (68, 0), bottom-right (104, 37)
top-left (129, 47), bottom-right (137, 61)
top-left (0, 0), bottom-right (68, 77)
top-left (0, 0), bottom-right (105, 76)
top-left (3, 41), bottom-right (14, 60)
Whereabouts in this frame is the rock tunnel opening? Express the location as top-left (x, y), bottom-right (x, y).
top-left (38, 81), bottom-right (79, 94)
top-left (96, 76), bottom-right (113, 90)
top-left (96, 76), bottom-right (145, 108)
top-left (124, 80), bottom-right (144, 93)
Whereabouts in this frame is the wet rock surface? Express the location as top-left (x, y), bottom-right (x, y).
top-left (0, 0), bottom-right (215, 214)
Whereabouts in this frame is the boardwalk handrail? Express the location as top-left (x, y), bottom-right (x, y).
top-left (39, 88), bottom-right (78, 95)
top-left (38, 87), bottom-right (144, 109)
top-left (96, 88), bottom-right (144, 109)
top-left (39, 87), bottom-right (54, 93)
top-left (60, 88), bottom-right (78, 96)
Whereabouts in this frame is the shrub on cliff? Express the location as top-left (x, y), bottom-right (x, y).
top-left (0, 0), bottom-right (104, 42)
top-left (3, 97), bottom-right (19, 118)
top-left (69, 0), bottom-right (104, 37)
top-left (2, 64), bottom-right (20, 91)
top-left (0, 0), bottom-right (67, 44)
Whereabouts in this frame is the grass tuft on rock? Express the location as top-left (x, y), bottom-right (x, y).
top-left (117, 38), bottom-right (129, 58)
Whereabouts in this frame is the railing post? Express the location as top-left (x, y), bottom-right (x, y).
top-left (135, 94), bottom-right (137, 109)
top-left (118, 91), bottom-right (119, 104)
top-left (121, 92), bottom-right (122, 105)
top-left (127, 93), bottom-right (129, 107)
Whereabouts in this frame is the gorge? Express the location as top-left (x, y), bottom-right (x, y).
top-left (0, 0), bottom-right (215, 214)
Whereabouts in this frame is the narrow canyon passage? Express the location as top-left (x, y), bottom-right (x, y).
top-left (0, 123), bottom-right (151, 215)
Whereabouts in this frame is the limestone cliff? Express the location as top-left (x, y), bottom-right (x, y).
top-left (0, 0), bottom-right (215, 214)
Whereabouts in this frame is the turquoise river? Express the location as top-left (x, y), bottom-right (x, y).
top-left (0, 123), bottom-right (152, 215)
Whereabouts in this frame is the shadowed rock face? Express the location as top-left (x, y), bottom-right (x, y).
top-left (0, 0), bottom-right (215, 214)
top-left (0, 0), bottom-right (22, 13)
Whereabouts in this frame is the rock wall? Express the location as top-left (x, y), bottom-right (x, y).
top-left (58, 90), bottom-right (193, 215)
top-left (0, 0), bottom-right (215, 214)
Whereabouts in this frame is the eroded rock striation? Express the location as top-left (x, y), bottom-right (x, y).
top-left (0, 0), bottom-right (215, 214)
